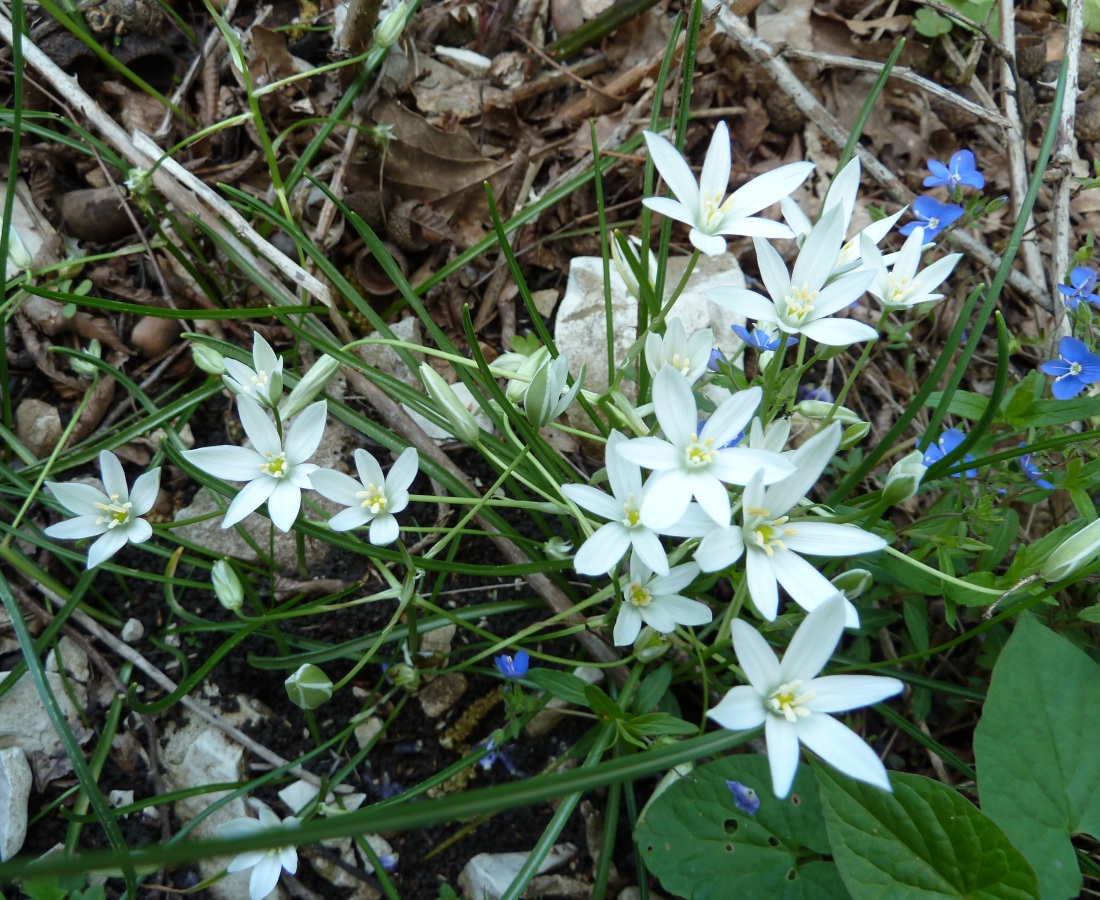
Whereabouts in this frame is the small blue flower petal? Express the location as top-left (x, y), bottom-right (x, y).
top-left (922, 428), bottom-right (977, 478)
top-left (1041, 336), bottom-right (1100, 400)
top-left (900, 196), bottom-right (964, 239)
top-left (726, 780), bottom-right (761, 815)
top-left (1057, 267), bottom-right (1100, 310)
top-left (494, 649), bottom-right (530, 678)
top-left (1017, 443), bottom-right (1054, 490)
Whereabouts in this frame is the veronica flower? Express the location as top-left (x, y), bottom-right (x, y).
top-left (613, 556), bottom-right (709, 646)
top-left (642, 121), bottom-right (814, 256)
top-left (693, 423), bottom-right (885, 627)
top-left (618, 368), bottom-right (795, 529)
top-left (44, 451), bottom-right (160, 569)
top-left (218, 800), bottom-right (300, 900)
top-left (1040, 336), bottom-right (1100, 400)
top-left (494, 650), bottom-right (530, 678)
top-left (921, 428), bottom-right (977, 478)
top-left (710, 205), bottom-right (878, 347)
top-left (1057, 266), bottom-right (1100, 310)
top-left (861, 226), bottom-right (962, 310)
top-left (707, 594), bottom-right (904, 799)
top-left (731, 324), bottom-right (797, 353)
top-left (1017, 444), bottom-right (1054, 490)
top-left (223, 332), bottom-right (284, 409)
top-left (183, 397), bottom-right (326, 532)
top-left (923, 150), bottom-right (985, 191)
top-left (645, 317), bottom-right (713, 385)
top-left (561, 430), bottom-right (672, 575)
top-left (311, 447), bottom-right (418, 545)
top-left (899, 196), bottom-right (963, 239)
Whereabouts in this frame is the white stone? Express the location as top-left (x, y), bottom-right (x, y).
top-left (0, 670), bottom-right (87, 758)
top-left (109, 789), bottom-right (134, 809)
top-left (45, 636), bottom-right (90, 685)
top-left (458, 843), bottom-right (576, 900)
top-left (121, 618), bottom-right (144, 643)
top-left (355, 716), bottom-right (385, 751)
top-left (0, 747), bottom-right (32, 860)
top-left (553, 253), bottom-right (745, 430)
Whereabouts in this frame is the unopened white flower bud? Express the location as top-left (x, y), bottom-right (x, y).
top-left (7, 229), bottom-right (32, 273)
top-left (882, 449), bottom-right (926, 504)
top-left (831, 569), bottom-right (872, 599)
top-left (1042, 518), bottom-right (1100, 582)
top-left (192, 344), bottom-right (226, 375)
top-left (212, 559), bottom-right (244, 611)
top-left (374, 1), bottom-right (409, 48)
top-left (388, 662), bottom-right (420, 692)
top-left (280, 354), bottom-right (340, 420)
top-left (285, 663), bottom-right (334, 709)
top-left (611, 232), bottom-right (656, 301)
top-left (70, 340), bottom-right (102, 378)
top-left (419, 363), bottom-right (480, 444)
top-left (633, 626), bottom-right (671, 663)
top-left (505, 347), bottom-right (550, 403)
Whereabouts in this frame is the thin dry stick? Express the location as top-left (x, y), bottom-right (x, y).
top-left (1049, 0), bottom-right (1086, 346)
top-left (706, 1), bottom-right (1052, 312)
top-left (781, 48), bottom-right (1010, 129)
top-left (997, 0), bottom-right (1046, 291)
top-left (26, 577), bottom-right (331, 787)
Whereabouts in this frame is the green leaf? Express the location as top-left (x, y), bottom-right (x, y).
top-left (925, 390), bottom-right (989, 420)
top-left (624, 712), bottom-right (697, 738)
top-left (944, 571), bottom-right (999, 608)
top-left (974, 615), bottom-right (1100, 899)
top-left (1008, 396), bottom-right (1100, 428)
top-left (526, 669), bottom-right (590, 706)
top-left (636, 755), bottom-right (845, 899)
top-left (21, 880), bottom-right (67, 900)
top-left (634, 663), bottom-right (673, 713)
top-left (817, 766), bottom-right (1037, 899)
top-left (584, 683), bottom-right (623, 722)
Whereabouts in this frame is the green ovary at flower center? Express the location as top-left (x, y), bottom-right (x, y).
top-left (621, 495), bottom-right (640, 528)
top-left (750, 513), bottom-right (796, 557)
top-left (783, 284), bottom-right (818, 321)
top-left (1070, 361), bottom-right (1083, 377)
top-left (94, 494), bottom-right (132, 528)
top-left (627, 582), bottom-right (652, 607)
top-left (261, 452), bottom-right (288, 477)
top-left (685, 435), bottom-right (716, 468)
top-left (357, 484), bottom-right (388, 514)
top-left (767, 679), bottom-right (815, 722)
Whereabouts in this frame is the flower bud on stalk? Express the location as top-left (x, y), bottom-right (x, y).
top-left (524, 355), bottom-right (584, 427)
top-left (418, 363), bottom-right (480, 444)
top-left (374, 1), bottom-right (409, 48)
top-left (611, 232), bottom-right (656, 301)
top-left (505, 347), bottom-right (550, 403)
top-left (212, 559), bottom-right (244, 611)
top-left (285, 663), bottom-right (334, 709)
top-left (882, 449), bottom-right (926, 504)
top-left (831, 569), bottom-right (872, 600)
top-left (280, 354), bottom-right (341, 420)
top-left (1042, 518), bottom-right (1100, 582)
top-left (192, 344), bottom-right (227, 375)
top-left (70, 340), bottom-right (102, 378)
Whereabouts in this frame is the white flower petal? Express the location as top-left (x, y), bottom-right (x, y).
top-left (248, 854), bottom-right (283, 900)
top-left (659, 594), bottom-right (711, 626)
top-left (791, 205), bottom-right (844, 291)
top-left (238, 396), bottom-right (281, 455)
top-left (771, 549), bottom-right (846, 621)
top-left (693, 473), bottom-right (731, 525)
top-left (574, 523), bottom-right (630, 575)
top-left (328, 506), bottom-right (372, 531)
top-left (223, 477), bottom-right (277, 529)
top-left (311, 469), bottom-right (363, 506)
top-left (652, 367), bottom-right (696, 449)
top-left (784, 522), bottom-right (885, 556)
top-left (701, 386), bottom-right (761, 447)
top-left (811, 268), bottom-right (876, 318)
top-left (795, 712), bottom-right (892, 792)
top-left (804, 675), bottom-right (904, 714)
top-left (699, 121), bottom-right (731, 204)
top-left (44, 515), bottom-right (107, 540)
top-left (726, 161), bottom-right (814, 219)
top-left (252, 332), bottom-right (280, 376)
top-left (642, 196), bottom-right (696, 227)
top-left (125, 517), bottom-right (153, 545)
top-left (779, 593), bottom-right (846, 683)
top-left (46, 481), bottom-right (109, 517)
top-left (644, 131), bottom-right (701, 220)
top-left (639, 469), bottom-right (693, 530)
top-left (762, 422), bottom-right (841, 516)
top-left (86, 527), bottom-right (129, 568)
top-left (693, 526), bottom-right (745, 572)
top-left (618, 437), bottom-right (681, 471)
top-left (708, 288), bottom-right (781, 325)
top-left (707, 685), bottom-right (767, 731)
top-left (710, 447), bottom-right (794, 485)
top-left (613, 603), bottom-right (643, 646)
top-left (765, 715), bottom-right (802, 798)
top-left (129, 469), bottom-right (161, 516)
top-left (387, 447), bottom-right (419, 493)
top-left (690, 230), bottom-right (728, 257)
top-left (799, 317), bottom-right (878, 347)
top-left (184, 446), bottom-right (264, 482)
top-left (561, 484), bottom-right (623, 521)
top-left (267, 479), bottom-right (302, 532)
top-left (630, 527), bottom-right (670, 576)
top-left (353, 448), bottom-right (385, 486)
top-left (650, 561), bottom-right (700, 595)
top-left (732, 619), bottom-right (781, 691)
top-left (98, 451), bottom-right (128, 500)
top-left (226, 850), bottom-right (268, 871)
top-left (718, 215), bottom-right (796, 240)
top-left (284, 401), bottom-right (327, 464)
top-left (745, 549), bottom-right (780, 620)
top-left (754, 237), bottom-right (793, 307)
top-left (369, 513), bottom-right (399, 546)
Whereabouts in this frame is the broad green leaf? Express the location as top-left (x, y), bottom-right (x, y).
top-left (1008, 396), bottom-right (1100, 429)
top-left (634, 663), bottom-right (673, 713)
top-left (974, 615), bottom-right (1100, 899)
top-left (636, 755), bottom-right (845, 899)
top-left (624, 712), bottom-right (696, 737)
top-left (925, 390), bottom-right (989, 420)
top-left (584, 683), bottom-right (623, 722)
top-left (944, 571), bottom-right (999, 608)
top-left (525, 669), bottom-right (590, 706)
top-left (817, 767), bottom-right (1037, 899)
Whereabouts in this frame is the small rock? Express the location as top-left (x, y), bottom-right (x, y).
top-left (131, 316), bottom-right (182, 358)
top-left (458, 843), bottom-right (576, 900)
top-left (46, 636), bottom-right (90, 685)
top-left (109, 789), bottom-right (134, 809)
top-left (359, 317), bottom-right (423, 387)
top-left (0, 670), bottom-right (87, 760)
top-left (121, 618), bottom-right (144, 643)
top-left (0, 747), bottom-right (32, 860)
top-left (417, 672), bottom-right (468, 718)
top-left (418, 623), bottom-right (456, 658)
top-left (14, 400), bottom-right (62, 459)
top-left (355, 716), bottom-right (385, 751)
top-left (617, 888), bottom-right (666, 900)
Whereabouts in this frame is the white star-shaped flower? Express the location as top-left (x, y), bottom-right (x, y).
top-left (710, 205), bottom-right (878, 347)
top-left (44, 451), bottom-right (160, 569)
top-left (613, 556), bottom-right (710, 645)
top-left (218, 800), bottom-right (300, 900)
top-left (618, 368), bottom-right (795, 530)
top-left (707, 594), bottom-right (904, 798)
top-left (311, 447), bottom-right (418, 545)
top-left (183, 396), bottom-right (326, 532)
top-left (645, 317), bottom-right (713, 386)
top-left (223, 332), bottom-right (284, 408)
top-left (861, 226), bottom-right (962, 310)
top-left (692, 423), bottom-right (886, 626)
top-left (562, 430), bottom-right (671, 576)
top-left (643, 121), bottom-right (814, 256)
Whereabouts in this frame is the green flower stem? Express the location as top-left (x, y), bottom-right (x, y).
top-left (824, 327), bottom-right (881, 426)
top-left (407, 494), bottom-right (567, 513)
top-left (882, 545), bottom-right (1001, 595)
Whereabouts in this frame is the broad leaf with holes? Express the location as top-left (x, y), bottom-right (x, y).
top-left (636, 755), bottom-right (844, 899)
top-left (817, 766), bottom-right (1037, 899)
top-left (974, 615), bottom-right (1100, 899)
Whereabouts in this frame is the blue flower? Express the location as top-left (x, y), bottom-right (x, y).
top-left (707, 348), bottom-right (726, 372)
top-left (899, 196), bottom-right (964, 239)
top-left (731, 324), bottom-right (797, 352)
top-left (923, 150), bottom-right (985, 191)
top-left (922, 428), bottom-right (977, 478)
top-left (494, 649), bottom-right (530, 679)
top-left (797, 384), bottom-right (834, 403)
top-left (1017, 443), bottom-right (1054, 490)
top-left (1057, 266), bottom-right (1100, 310)
top-left (1040, 336), bottom-right (1100, 400)
top-left (726, 780), bottom-right (761, 815)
